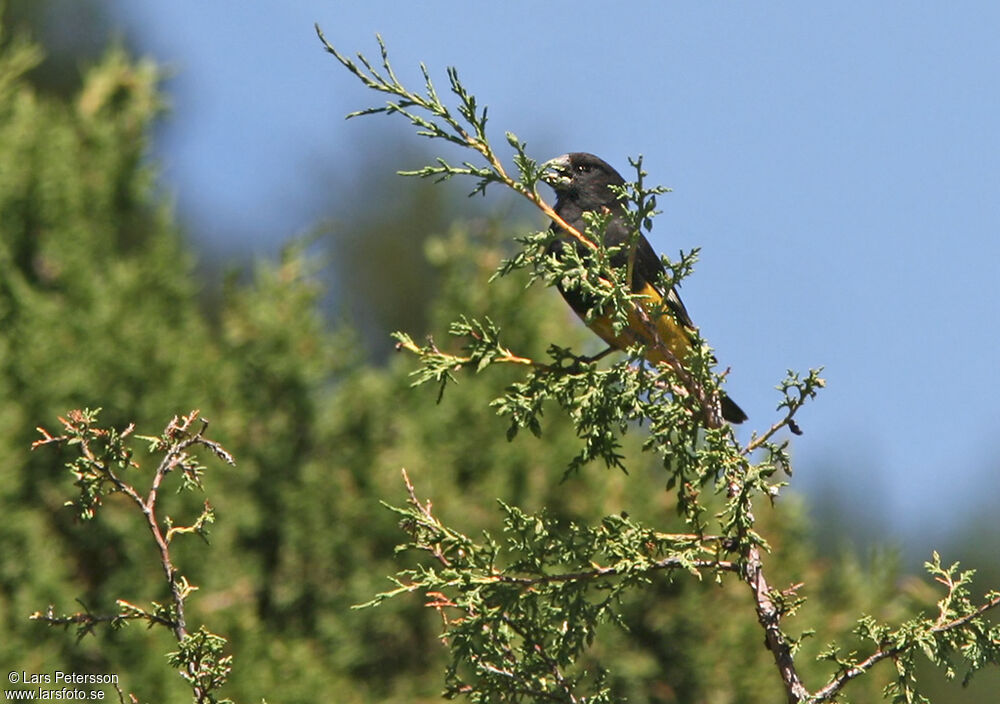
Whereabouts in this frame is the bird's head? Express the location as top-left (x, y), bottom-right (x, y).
top-left (540, 152), bottom-right (626, 208)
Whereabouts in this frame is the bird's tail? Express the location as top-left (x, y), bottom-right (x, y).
top-left (720, 393), bottom-right (747, 424)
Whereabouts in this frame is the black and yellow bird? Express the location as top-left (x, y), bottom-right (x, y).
top-left (541, 152), bottom-right (747, 424)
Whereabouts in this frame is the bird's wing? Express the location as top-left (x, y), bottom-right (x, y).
top-left (606, 216), bottom-right (697, 332)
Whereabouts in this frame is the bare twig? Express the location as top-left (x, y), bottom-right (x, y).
top-left (742, 544), bottom-right (810, 703)
top-left (726, 469), bottom-right (809, 703)
top-left (401, 467), bottom-right (460, 570)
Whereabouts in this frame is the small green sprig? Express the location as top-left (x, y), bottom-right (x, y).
top-left (31, 410), bottom-right (237, 704)
top-left (168, 628), bottom-right (234, 704)
top-left (315, 26), bottom-right (547, 202)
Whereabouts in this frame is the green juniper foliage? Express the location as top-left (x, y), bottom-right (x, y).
top-left (318, 28), bottom-right (1000, 703)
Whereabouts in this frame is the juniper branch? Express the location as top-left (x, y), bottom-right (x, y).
top-left (32, 410), bottom-right (236, 704)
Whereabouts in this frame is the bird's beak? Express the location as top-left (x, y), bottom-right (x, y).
top-left (540, 154), bottom-right (573, 191)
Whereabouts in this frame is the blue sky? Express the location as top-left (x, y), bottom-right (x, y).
top-left (109, 3), bottom-right (1000, 548)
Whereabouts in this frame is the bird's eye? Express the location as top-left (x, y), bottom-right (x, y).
top-left (575, 163), bottom-right (592, 174)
